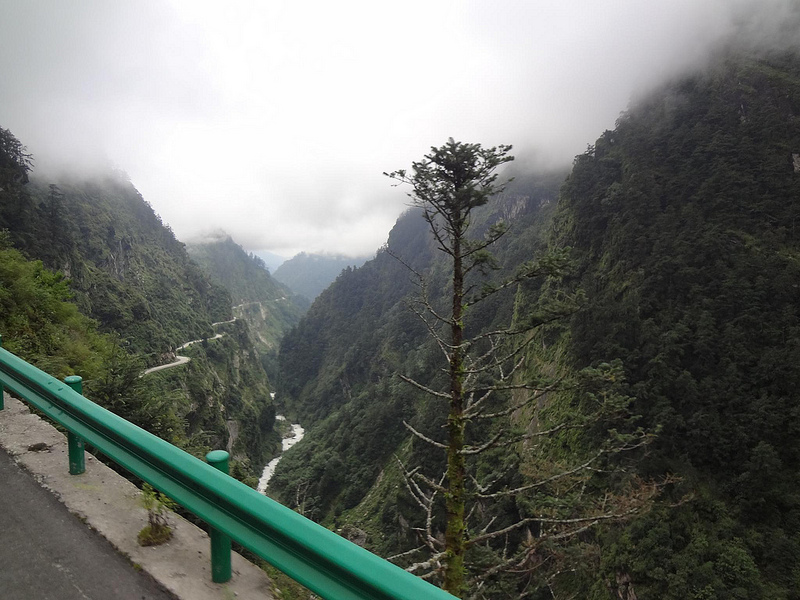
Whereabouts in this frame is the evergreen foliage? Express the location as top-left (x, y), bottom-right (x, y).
top-left (385, 139), bottom-right (527, 595)
top-left (0, 161), bottom-right (231, 356)
top-left (0, 126), bottom-right (278, 482)
top-left (187, 234), bottom-right (304, 309)
top-left (277, 49), bottom-right (800, 598)
top-left (0, 234), bottom-right (110, 380)
top-left (273, 169), bottom-right (571, 594)
top-left (549, 50), bottom-right (800, 598)
top-left (5, 39), bottom-right (800, 600)
top-left (187, 234), bottom-right (307, 379)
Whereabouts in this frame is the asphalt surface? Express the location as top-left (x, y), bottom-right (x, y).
top-left (0, 447), bottom-right (176, 600)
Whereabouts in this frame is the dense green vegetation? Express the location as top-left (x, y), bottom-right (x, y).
top-left (187, 234), bottom-right (305, 310)
top-left (0, 128), bottom-right (278, 481)
top-left (275, 49), bottom-right (800, 598)
top-left (273, 170), bottom-right (571, 584)
top-left (550, 50), bottom-right (800, 599)
top-left (273, 251), bottom-right (370, 301)
top-left (187, 235), bottom-right (307, 379)
top-left (5, 37), bottom-right (800, 600)
top-left (0, 231), bottom-right (110, 380)
top-left (1, 169), bottom-right (231, 357)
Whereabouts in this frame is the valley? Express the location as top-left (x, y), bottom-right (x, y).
top-left (257, 414), bottom-right (305, 494)
top-left (2, 34), bottom-right (800, 600)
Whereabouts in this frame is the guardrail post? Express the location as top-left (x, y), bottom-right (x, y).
top-left (206, 450), bottom-right (232, 583)
top-left (63, 376), bottom-right (85, 475)
top-left (0, 335), bottom-right (4, 410)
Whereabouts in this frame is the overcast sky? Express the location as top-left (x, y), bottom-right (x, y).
top-left (0, 1), bottom-right (794, 258)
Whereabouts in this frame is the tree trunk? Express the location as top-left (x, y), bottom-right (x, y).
top-left (444, 227), bottom-right (466, 597)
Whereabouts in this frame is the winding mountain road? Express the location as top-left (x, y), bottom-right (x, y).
top-left (142, 331), bottom-right (227, 376)
top-left (141, 297), bottom-right (284, 376)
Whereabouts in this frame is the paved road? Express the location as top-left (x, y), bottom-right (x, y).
top-left (142, 355), bottom-right (191, 375)
top-left (0, 448), bottom-right (176, 600)
top-left (142, 333), bottom-right (228, 376)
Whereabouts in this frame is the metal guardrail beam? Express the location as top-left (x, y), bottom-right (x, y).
top-left (0, 345), bottom-right (456, 600)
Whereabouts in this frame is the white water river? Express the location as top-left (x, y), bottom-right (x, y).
top-left (257, 415), bottom-right (305, 494)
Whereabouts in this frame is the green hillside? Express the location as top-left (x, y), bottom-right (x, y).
top-left (274, 49), bottom-right (800, 598)
top-left (273, 170), bottom-right (571, 584)
top-left (1, 164), bottom-right (230, 357)
top-left (0, 128), bottom-right (278, 482)
top-left (5, 38), bottom-right (800, 600)
top-left (187, 235), bottom-right (307, 378)
top-left (549, 50), bottom-right (800, 599)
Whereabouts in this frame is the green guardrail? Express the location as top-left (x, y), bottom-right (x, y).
top-left (0, 338), bottom-right (456, 600)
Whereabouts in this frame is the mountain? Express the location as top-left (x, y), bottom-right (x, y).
top-left (547, 49), bottom-right (800, 599)
top-left (274, 48), bottom-right (800, 598)
top-left (0, 231), bottom-right (112, 381)
top-left (186, 235), bottom-right (308, 377)
top-left (0, 130), bottom-right (279, 483)
top-left (273, 169), bottom-right (567, 563)
top-left (251, 249), bottom-right (287, 273)
top-left (186, 234), bottom-right (303, 308)
top-left (273, 252), bottom-right (370, 300)
top-left (0, 164), bottom-right (230, 357)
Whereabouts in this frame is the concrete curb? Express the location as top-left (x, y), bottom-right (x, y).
top-left (0, 394), bottom-right (275, 600)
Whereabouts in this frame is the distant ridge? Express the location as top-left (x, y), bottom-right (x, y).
top-left (273, 252), bottom-right (370, 300)
top-left (186, 234), bottom-right (308, 378)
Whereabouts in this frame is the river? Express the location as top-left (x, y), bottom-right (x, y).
top-left (257, 415), bottom-right (305, 494)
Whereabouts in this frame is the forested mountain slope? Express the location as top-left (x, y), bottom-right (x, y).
top-left (275, 49), bottom-right (800, 598)
top-left (187, 234), bottom-right (302, 308)
top-left (273, 170), bottom-right (568, 565)
top-left (1, 168), bottom-right (231, 357)
top-left (277, 170), bottom-right (564, 426)
top-left (187, 235), bottom-right (307, 377)
top-left (549, 50), bottom-right (800, 599)
top-left (0, 129), bottom-right (278, 481)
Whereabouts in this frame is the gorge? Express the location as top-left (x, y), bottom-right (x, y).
top-left (2, 40), bottom-right (800, 600)
top-left (257, 414), bottom-right (305, 494)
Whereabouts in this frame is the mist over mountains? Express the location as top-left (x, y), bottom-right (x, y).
top-left (272, 47), bottom-right (800, 597)
top-left (273, 252), bottom-right (371, 301)
top-left (2, 4), bottom-right (800, 598)
top-left (2, 1), bottom-right (798, 258)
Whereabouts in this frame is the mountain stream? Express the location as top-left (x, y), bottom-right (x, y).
top-left (257, 414), bottom-right (305, 494)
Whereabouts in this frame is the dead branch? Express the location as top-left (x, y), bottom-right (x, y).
top-left (459, 431), bottom-right (505, 455)
top-left (468, 505), bottom-right (641, 547)
top-left (406, 551), bottom-right (447, 576)
top-left (387, 545), bottom-right (427, 561)
top-left (398, 374), bottom-right (451, 400)
top-left (476, 450), bottom-right (604, 499)
top-left (403, 420), bottom-right (448, 449)
top-left (478, 434), bottom-right (653, 499)
top-left (395, 457), bottom-right (445, 555)
top-left (467, 380), bottom-right (562, 420)
top-left (408, 300), bottom-right (453, 362)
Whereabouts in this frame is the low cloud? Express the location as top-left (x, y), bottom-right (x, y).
top-left (0, 0), bottom-right (795, 257)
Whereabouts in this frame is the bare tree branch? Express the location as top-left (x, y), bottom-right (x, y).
top-left (387, 545), bottom-right (427, 562)
top-left (478, 451), bottom-right (606, 499)
top-left (467, 381), bottom-right (562, 420)
top-left (468, 506), bottom-right (641, 547)
top-left (402, 420), bottom-right (449, 449)
top-left (459, 431), bottom-right (504, 455)
top-left (398, 374), bottom-right (451, 400)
